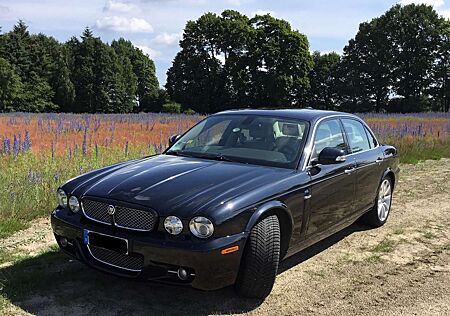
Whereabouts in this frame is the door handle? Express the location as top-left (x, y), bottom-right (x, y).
top-left (375, 157), bottom-right (384, 164)
top-left (344, 167), bottom-right (355, 175)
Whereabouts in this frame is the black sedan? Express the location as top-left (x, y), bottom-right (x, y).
top-left (51, 109), bottom-right (399, 299)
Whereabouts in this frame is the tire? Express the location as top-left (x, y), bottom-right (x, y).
top-left (363, 176), bottom-right (393, 227)
top-left (235, 215), bottom-right (280, 299)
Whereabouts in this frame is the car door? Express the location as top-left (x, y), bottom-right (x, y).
top-left (341, 118), bottom-right (384, 214)
top-left (305, 118), bottom-right (356, 238)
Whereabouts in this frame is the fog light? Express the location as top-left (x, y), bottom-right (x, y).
top-left (60, 237), bottom-right (68, 247)
top-left (177, 268), bottom-right (188, 280)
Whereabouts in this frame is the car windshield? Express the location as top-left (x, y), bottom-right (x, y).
top-left (166, 114), bottom-right (309, 169)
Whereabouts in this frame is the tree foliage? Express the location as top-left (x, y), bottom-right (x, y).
top-left (0, 4), bottom-right (449, 114)
top-left (0, 23), bottom-right (160, 113)
top-left (166, 10), bottom-right (313, 113)
top-left (339, 4), bottom-right (449, 112)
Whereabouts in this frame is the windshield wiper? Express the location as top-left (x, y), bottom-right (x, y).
top-left (165, 150), bottom-right (195, 158)
top-left (166, 150), bottom-right (237, 163)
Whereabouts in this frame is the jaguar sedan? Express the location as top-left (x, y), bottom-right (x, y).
top-left (51, 109), bottom-right (399, 299)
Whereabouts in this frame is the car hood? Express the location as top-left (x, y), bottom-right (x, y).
top-left (71, 155), bottom-right (293, 218)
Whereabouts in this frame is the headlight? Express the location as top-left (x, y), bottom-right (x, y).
top-left (164, 216), bottom-right (183, 235)
top-left (68, 196), bottom-right (80, 213)
top-left (189, 216), bottom-right (214, 238)
top-left (57, 189), bottom-right (68, 207)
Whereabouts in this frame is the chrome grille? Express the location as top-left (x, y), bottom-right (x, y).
top-left (82, 198), bottom-right (157, 231)
top-left (88, 245), bottom-right (144, 271)
top-left (115, 206), bottom-right (155, 231)
top-left (81, 200), bottom-right (112, 224)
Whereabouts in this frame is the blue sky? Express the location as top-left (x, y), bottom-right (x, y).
top-left (1, 0), bottom-right (449, 86)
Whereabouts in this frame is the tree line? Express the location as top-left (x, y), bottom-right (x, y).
top-left (167, 4), bottom-right (449, 113)
top-left (0, 3), bottom-right (449, 113)
top-left (0, 23), bottom-right (164, 113)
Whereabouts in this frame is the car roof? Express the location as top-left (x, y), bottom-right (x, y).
top-left (214, 108), bottom-right (354, 122)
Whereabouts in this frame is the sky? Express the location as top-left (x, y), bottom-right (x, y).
top-left (1, 0), bottom-right (449, 86)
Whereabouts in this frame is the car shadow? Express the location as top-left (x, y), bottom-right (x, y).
top-left (0, 222), bottom-right (373, 316)
top-left (279, 222), bottom-right (373, 274)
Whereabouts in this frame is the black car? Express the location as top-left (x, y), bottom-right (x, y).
top-left (51, 109), bottom-right (399, 299)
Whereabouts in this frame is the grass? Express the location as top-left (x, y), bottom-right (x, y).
top-left (0, 219), bottom-right (27, 239)
top-left (371, 239), bottom-right (396, 253)
top-left (0, 147), bottom-right (149, 239)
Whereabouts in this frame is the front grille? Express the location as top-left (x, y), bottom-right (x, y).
top-left (81, 199), bottom-right (157, 231)
top-left (88, 245), bottom-right (144, 271)
top-left (82, 200), bottom-right (112, 224)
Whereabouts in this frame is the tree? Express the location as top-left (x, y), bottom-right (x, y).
top-left (307, 52), bottom-right (341, 110)
top-left (0, 57), bottom-right (23, 111)
top-left (339, 16), bottom-right (393, 112)
top-left (67, 28), bottom-right (134, 113)
top-left (166, 10), bottom-right (313, 113)
top-left (247, 14), bottom-right (313, 108)
top-left (166, 13), bottom-right (225, 113)
top-left (0, 21), bottom-right (55, 111)
top-left (339, 4), bottom-right (449, 112)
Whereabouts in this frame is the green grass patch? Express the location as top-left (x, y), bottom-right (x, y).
top-left (383, 137), bottom-right (450, 164)
top-left (371, 239), bottom-right (395, 253)
top-left (365, 254), bottom-right (383, 263)
top-left (393, 228), bottom-right (405, 235)
top-left (423, 231), bottom-right (438, 239)
top-left (0, 219), bottom-right (28, 239)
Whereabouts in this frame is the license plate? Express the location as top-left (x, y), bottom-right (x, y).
top-left (83, 230), bottom-right (128, 254)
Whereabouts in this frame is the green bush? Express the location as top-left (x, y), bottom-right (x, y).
top-left (162, 102), bottom-right (181, 113)
top-left (183, 108), bottom-right (196, 115)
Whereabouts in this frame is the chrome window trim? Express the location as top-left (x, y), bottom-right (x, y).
top-left (302, 114), bottom-right (380, 171)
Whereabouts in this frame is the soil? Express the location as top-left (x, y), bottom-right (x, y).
top-left (1, 158), bottom-right (449, 316)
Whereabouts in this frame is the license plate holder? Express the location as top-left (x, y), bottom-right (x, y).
top-left (84, 230), bottom-right (128, 254)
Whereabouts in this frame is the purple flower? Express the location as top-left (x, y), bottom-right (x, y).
top-left (3, 137), bottom-right (11, 155)
top-left (13, 134), bottom-right (20, 158)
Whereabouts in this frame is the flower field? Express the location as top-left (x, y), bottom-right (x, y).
top-left (0, 112), bottom-right (449, 238)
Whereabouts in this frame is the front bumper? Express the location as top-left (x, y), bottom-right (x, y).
top-left (51, 208), bottom-right (247, 290)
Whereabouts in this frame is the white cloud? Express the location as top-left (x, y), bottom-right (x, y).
top-left (440, 8), bottom-right (450, 18)
top-left (135, 44), bottom-right (161, 59)
top-left (153, 32), bottom-right (182, 46)
top-left (103, 1), bottom-right (137, 13)
top-left (399, 0), bottom-right (445, 7)
top-left (251, 10), bottom-right (276, 17)
top-left (96, 16), bottom-right (153, 33)
top-left (225, 0), bottom-right (241, 6)
top-left (0, 5), bottom-right (9, 15)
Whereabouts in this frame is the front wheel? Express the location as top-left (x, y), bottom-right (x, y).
top-left (235, 215), bottom-right (280, 299)
top-left (363, 176), bottom-right (393, 227)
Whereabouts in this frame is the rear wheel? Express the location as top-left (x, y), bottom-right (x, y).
top-left (363, 176), bottom-right (393, 227)
top-left (235, 215), bottom-right (280, 299)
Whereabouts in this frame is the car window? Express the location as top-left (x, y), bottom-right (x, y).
top-left (168, 115), bottom-right (309, 169)
top-left (365, 126), bottom-right (378, 148)
top-left (184, 120), bottom-right (232, 150)
top-left (313, 119), bottom-right (346, 158)
top-left (342, 119), bottom-right (371, 153)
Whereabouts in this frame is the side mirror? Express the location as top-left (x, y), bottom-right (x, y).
top-left (169, 134), bottom-right (181, 147)
top-left (318, 147), bottom-right (346, 164)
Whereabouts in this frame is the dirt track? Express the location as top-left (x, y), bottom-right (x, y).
top-left (1, 159), bottom-right (450, 316)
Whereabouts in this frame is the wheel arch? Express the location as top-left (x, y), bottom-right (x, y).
top-left (245, 201), bottom-right (294, 260)
top-left (382, 168), bottom-right (396, 191)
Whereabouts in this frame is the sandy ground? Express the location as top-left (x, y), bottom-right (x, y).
top-left (0, 158), bottom-right (449, 316)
